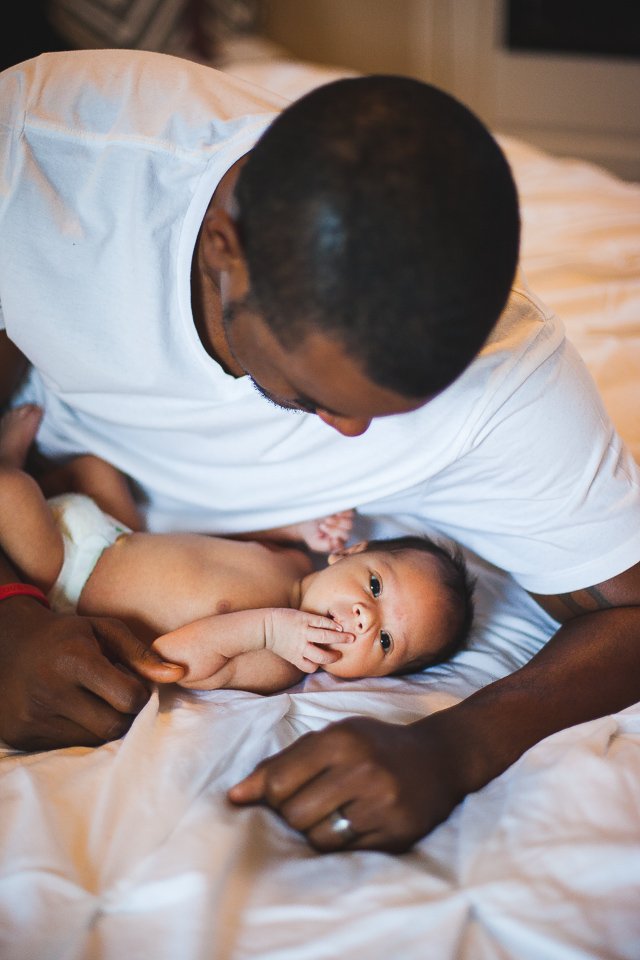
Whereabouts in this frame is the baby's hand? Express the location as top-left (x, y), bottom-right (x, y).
top-left (293, 510), bottom-right (355, 553)
top-left (265, 609), bottom-right (354, 673)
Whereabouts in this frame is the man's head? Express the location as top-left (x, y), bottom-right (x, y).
top-left (201, 76), bottom-right (519, 435)
top-left (299, 536), bottom-right (475, 679)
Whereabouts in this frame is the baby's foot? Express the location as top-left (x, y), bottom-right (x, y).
top-left (0, 404), bottom-right (43, 468)
top-left (283, 510), bottom-right (355, 553)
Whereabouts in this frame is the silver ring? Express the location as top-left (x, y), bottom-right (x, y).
top-left (328, 808), bottom-right (358, 845)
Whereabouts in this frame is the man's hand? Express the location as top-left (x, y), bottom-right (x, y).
top-left (228, 713), bottom-right (466, 852)
top-left (264, 608), bottom-right (354, 672)
top-left (229, 575), bottom-right (640, 853)
top-left (0, 595), bottom-right (184, 751)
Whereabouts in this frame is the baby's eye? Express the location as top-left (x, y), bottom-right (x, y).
top-left (380, 631), bottom-right (391, 652)
top-left (369, 574), bottom-right (381, 598)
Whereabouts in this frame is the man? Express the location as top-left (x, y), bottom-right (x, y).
top-left (1, 50), bottom-right (639, 853)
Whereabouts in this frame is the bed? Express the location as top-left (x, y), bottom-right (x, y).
top-left (1, 54), bottom-right (639, 960)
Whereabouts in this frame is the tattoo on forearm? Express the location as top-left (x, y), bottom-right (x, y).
top-left (558, 586), bottom-right (614, 616)
top-left (558, 593), bottom-right (588, 615)
top-left (585, 585), bottom-right (613, 609)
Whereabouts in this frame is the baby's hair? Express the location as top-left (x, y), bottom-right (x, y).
top-left (362, 535), bottom-right (475, 674)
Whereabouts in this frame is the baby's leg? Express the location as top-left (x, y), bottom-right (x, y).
top-left (0, 405), bottom-right (64, 592)
top-left (39, 454), bottom-right (143, 531)
top-left (239, 510), bottom-right (354, 553)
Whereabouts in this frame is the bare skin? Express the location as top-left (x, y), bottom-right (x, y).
top-left (0, 157), bottom-right (427, 751)
top-left (188, 164), bottom-right (640, 854)
top-left (191, 158), bottom-right (429, 437)
top-left (0, 407), bottom-right (456, 696)
top-left (0, 385), bottom-right (186, 750)
top-left (0, 407), bottom-right (345, 696)
top-left (2, 158), bottom-right (640, 856)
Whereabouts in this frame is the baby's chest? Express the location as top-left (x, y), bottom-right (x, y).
top-left (144, 540), bottom-right (298, 633)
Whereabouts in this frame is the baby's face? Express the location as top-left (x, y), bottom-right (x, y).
top-left (299, 546), bottom-right (451, 678)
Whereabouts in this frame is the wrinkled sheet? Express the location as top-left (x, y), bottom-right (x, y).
top-left (2, 58), bottom-right (640, 960)
top-left (1, 531), bottom-right (639, 960)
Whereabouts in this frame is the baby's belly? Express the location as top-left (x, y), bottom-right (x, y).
top-left (77, 532), bottom-right (300, 643)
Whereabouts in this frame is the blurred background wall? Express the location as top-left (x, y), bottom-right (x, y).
top-left (261, 0), bottom-right (640, 181)
top-left (1, 0), bottom-right (638, 180)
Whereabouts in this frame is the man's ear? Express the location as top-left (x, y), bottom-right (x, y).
top-left (327, 541), bottom-right (369, 565)
top-left (200, 207), bottom-right (249, 296)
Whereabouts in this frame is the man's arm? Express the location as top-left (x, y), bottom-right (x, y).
top-left (228, 562), bottom-right (640, 852)
top-left (0, 332), bottom-right (185, 750)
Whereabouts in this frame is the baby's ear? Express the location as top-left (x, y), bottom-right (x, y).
top-left (327, 541), bottom-right (369, 565)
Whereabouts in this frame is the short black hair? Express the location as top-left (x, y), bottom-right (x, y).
top-left (362, 535), bottom-right (475, 674)
top-left (235, 75), bottom-right (520, 399)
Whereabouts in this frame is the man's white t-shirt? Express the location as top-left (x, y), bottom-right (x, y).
top-left (1, 50), bottom-right (639, 596)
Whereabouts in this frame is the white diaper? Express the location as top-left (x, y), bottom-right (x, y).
top-left (47, 494), bottom-right (132, 614)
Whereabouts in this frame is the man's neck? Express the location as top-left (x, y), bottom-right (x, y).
top-left (189, 156), bottom-right (249, 377)
top-left (190, 229), bottom-right (241, 375)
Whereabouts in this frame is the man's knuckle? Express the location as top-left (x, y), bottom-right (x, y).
top-left (16, 686), bottom-right (57, 728)
top-left (279, 802), bottom-right (305, 832)
top-left (378, 771), bottom-right (402, 804)
top-left (264, 774), bottom-right (288, 806)
top-left (121, 685), bottom-right (148, 714)
top-left (134, 646), bottom-right (156, 666)
top-left (0, 718), bottom-right (25, 749)
top-left (101, 714), bottom-right (132, 742)
top-left (54, 631), bottom-right (92, 667)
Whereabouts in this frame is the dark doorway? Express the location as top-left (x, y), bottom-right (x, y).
top-left (506, 1), bottom-right (640, 59)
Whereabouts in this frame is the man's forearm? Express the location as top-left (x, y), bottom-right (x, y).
top-left (429, 606), bottom-right (640, 794)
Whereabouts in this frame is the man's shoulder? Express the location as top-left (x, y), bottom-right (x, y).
top-left (480, 267), bottom-right (563, 368)
top-left (9, 50), bottom-right (286, 154)
top-left (433, 269), bottom-right (567, 433)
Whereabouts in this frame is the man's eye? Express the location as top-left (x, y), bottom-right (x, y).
top-left (380, 631), bottom-right (391, 652)
top-left (370, 574), bottom-right (381, 598)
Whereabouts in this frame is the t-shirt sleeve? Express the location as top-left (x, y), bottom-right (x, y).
top-left (415, 335), bottom-right (640, 595)
top-left (0, 60), bottom-right (31, 333)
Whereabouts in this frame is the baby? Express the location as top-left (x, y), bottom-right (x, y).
top-left (0, 406), bottom-right (474, 692)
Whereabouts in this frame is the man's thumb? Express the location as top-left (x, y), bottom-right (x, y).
top-left (94, 618), bottom-right (186, 681)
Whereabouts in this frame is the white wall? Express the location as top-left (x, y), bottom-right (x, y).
top-left (263, 0), bottom-right (640, 180)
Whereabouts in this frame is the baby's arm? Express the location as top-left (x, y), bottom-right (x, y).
top-left (235, 510), bottom-right (354, 553)
top-left (152, 608), bottom-right (352, 689)
top-left (182, 650), bottom-right (305, 695)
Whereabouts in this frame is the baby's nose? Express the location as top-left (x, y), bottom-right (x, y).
top-left (352, 603), bottom-right (375, 634)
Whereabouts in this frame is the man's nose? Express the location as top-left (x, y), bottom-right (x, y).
top-left (316, 410), bottom-right (372, 437)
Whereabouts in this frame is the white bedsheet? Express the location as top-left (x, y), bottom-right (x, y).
top-left (2, 58), bottom-right (640, 960)
top-left (1, 522), bottom-right (639, 959)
